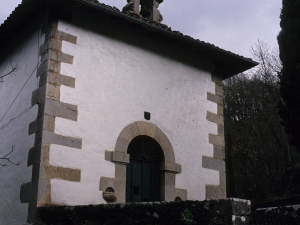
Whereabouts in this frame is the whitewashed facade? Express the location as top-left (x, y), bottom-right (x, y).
top-left (0, 0), bottom-right (256, 224)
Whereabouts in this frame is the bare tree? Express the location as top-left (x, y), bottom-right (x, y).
top-left (0, 145), bottom-right (19, 167)
top-left (0, 59), bottom-right (19, 82)
top-left (224, 41), bottom-right (300, 201)
top-left (0, 60), bottom-right (20, 167)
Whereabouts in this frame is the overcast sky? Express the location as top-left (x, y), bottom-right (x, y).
top-left (0, 0), bottom-right (282, 58)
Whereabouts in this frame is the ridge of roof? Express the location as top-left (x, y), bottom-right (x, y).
top-left (0, 0), bottom-right (258, 77)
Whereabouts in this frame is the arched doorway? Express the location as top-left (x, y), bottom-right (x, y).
top-left (100, 121), bottom-right (187, 203)
top-left (126, 135), bottom-right (164, 202)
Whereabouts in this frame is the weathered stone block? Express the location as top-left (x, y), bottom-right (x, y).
top-left (55, 30), bottom-right (77, 44)
top-left (48, 49), bottom-right (74, 64)
top-left (115, 163), bottom-right (127, 181)
top-left (160, 161), bottom-right (181, 173)
top-left (136, 121), bottom-right (157, 138)
top-left (207, 111), bottom-right (224, 125)
top-left (213, 145), bottom-right (225, 160)
top-left (163, 149), bottom-right (175, 162)
top-left (154, 127), bottom-right (173, 152)
top-left (37, 60), bottom-right (61, 77)
top-left (115, 137), bottom-right (129, 153)
top-left (39, 38), bottom-right (62, 55)
top-left (209, 134), bottom-right (225, 147)
top-left (112, 151), bottom-right (130, 164)
top-left (43, 99), bottom-right (78, 121)
top-left (118, 123), bottom-right (139, 142)
top-left (207, 92), bottom-right (223, 105)
top-left (202, 156), bottom-right (225, 172)
top-left (47, 71), bottom-right (75, 88)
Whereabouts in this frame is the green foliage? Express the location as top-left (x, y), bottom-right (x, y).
top-left (35, 201), bottom-right (231, 225)
top-left (277, 0), bottom-right (300, 152)
top-left (224, 41), bottom-right (300, 201)
top-left (180, 209), bottom-right (194, 225)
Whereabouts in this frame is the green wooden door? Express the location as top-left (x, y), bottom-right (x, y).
top-left (126, 135), bottom-right (163, 202)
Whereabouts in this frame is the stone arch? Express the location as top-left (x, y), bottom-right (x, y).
top-left (100, 121), bottom-right (187, 203)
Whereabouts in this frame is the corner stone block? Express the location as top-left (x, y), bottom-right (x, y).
top-left (209, 134), bottom-right (225, 148)
top-left (206, 184), bottom-right (226, 200)
top-left (218, 124), bottom-right (225, 136)
top-left (207, 92), bottom-right (223, 105)
top-left (49, 49), bottom-right (74, 64)
top-left (39, 38), bottom-right (62, 55)
top-left (218, 105), bottom-right (224, 116)
top-left (32, 84), bottom-right (60, 104)
top-left (213, 145), bottom-right (225, 160)
top-left (206, 111), bottom-right (224, 125)
top-left (215, 82), bottom-right (223, 96)
top-left (37, 60), bottom-right (61, 77)
top-left (43, 99), bottom-right (78, 121)
top-left (202, 156), bottom-right (225, 172)
top-left (41, 163), bottom-right (81, 182)
top-left (52, 133), bottom-right (82, 149)
top-left (27, 144), bottom-right (50, 167)
top-left (55, 30), bottom-right (77, 44)
top-left (46, 71), bottom-right (76, 88)
top-left (29, 116), bottom-right (55, 135)
top-left (36, 179), bottom-right (51, 207)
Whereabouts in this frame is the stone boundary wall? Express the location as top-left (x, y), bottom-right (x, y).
top-left (250, 204), bottom-right (300, 224)
top-left (203, 74), bottom-right (226, 199)
top-left (19, 20), bottom-right (82, 223)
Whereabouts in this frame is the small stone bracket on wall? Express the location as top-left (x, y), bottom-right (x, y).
top-left (100, 121), bottom-right (187, 203)
top-left (204, 74), bottom-right (226, 200)
top-left (105, 151), bottom-right (130, 164)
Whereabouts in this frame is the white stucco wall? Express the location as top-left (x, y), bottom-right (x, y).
top-left (49, 18), bottom-right (219, 205)
top-left (0, 28), bottom-right (41, 224)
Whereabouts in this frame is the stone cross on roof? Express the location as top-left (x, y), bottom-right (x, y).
top-left (123, 0), bottom-right (163, 23)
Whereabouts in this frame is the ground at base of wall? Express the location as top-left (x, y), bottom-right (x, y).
top-left (34, 199), bottom-right (250, 225)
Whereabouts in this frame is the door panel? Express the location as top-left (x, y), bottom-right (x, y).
top-left (142, 162), bottom-right (151, 202)
top-left (132, 160), bottom-right (142, 202)
top-left (126, 135), bottom-right (163, 202)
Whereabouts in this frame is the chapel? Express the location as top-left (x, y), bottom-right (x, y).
top-left (0, 0), bottom-right (257, 224)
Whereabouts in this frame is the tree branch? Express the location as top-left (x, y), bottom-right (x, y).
top-left (0, 145), bottom-right (20, 167)
top-left (0, 60), bottom-right (19, 82)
